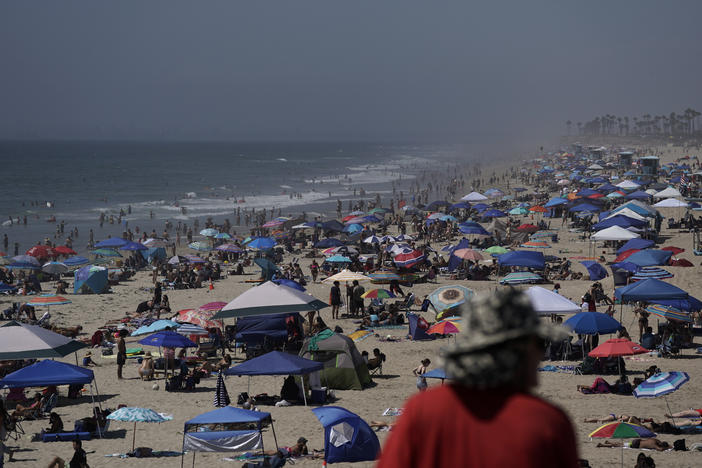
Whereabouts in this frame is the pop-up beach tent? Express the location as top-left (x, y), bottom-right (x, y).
top-left (214, 281), bottom-right (328, 319)
top-left (300, 331), bottom-right (371, 390)
top-left (74, 265), bottom-right (109, 294)
top-left (224, 351), bottom-right (323, 405)
top-left (0, 360), bottom-right (104, 436)
top-left (181, 406), bottom-right (277, 467)
top-left (407, 313), bottom-right (434, 340)
top-left (497, 251), bottom-right (545, 269)
top-left (615, 279), bottom-right (688, 302)
top-left (312, 406), bottom-right (380, 464)
top-left (616, 238), bottom-right (654, 254)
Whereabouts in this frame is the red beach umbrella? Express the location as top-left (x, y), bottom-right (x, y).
top-left (661, 246), bottom-right (685, 256)
top-left (589, 338), bottom-right (648, 358)
top-left (614, 249), bottom-right (640, 262)
top-left (26, 245), bottom-right (55, 259)
top-left (53, 245), bottom-right (78, 255)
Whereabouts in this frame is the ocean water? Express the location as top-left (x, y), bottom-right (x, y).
top-left (0, 140), bottom-right (472, 254)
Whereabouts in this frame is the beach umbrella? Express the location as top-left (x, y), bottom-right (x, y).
top-left (516, 223), bottom-right (539, 233)
top-left (367, 270), bottom-right (401, 283)
top-left (176, 323), bottom-right (210, 336)
top-left (199, 228), bottom-right (220, 237)
top-left (214, 232), bottom-right (232, 240)
top-left (395, 234), bottom-right (413, 242)
top-left (580, 261), bottom-right (609, 281)
top-left (458, 224), bottom-right (490, 236)
top-left (10, 255), bottom-right (41, 267)
top-left (482, 209), bottom-right (507, 218)
top-left (119, 241), bottom-right (147, 251)
top-left (167, 255), bottom-right (188, 265)
top-left (361, 289), bottom-right (395, 299)
top-left (440, 214), bottom-right (457, 222)
top-left (138, 330), bottom-right (198, 349)
top-left (91, 248), bottom-right (122, 257)
top-left (272, 278), bottom-right (306, 292)
top-left (451, 248), bottom-right (483, 261)
top-left (449, 202), bottom-right (471, 211)
top-left (322, 270), bottom-right (372, 284)
top-left (428, 285), bottom-right (474, 313)
top-left (52, 245), bottom-right (77, 256)
top-left (325, 254), bottom-right (352, 264)
top-left (246, 237), bottom-right (277, 250)
top-left (440, 244), bottom-right (456, 253)
top-left (631, 267), bottom-right (673, 281)
top-left (0, 321), bottom-right (87, 359)
top-left (142, 238), bottom-right (168, 248)
top-left (564, 312), bottom-right (621, 335)
top-left (215, 243), bottom-right (242, 253)
top-left (41, 261), bottom-right (68, 275)
top-left (131, 320), bottom-right (180, 336)
top-left (521, 241), bottom-right (550, 249)
top-left (525, 286), bottom-right (581, 315)
top-left (529, 206), bottom-right (548, 213)
top-left (63, 256), bottom-right (89, 267)
top-left (188, 241), bottom-right (212, 252)
top-left (343, 223), bottom-right (364, 234)
top-left (393, 250), bottom-right (426, 268)
top-left (589, 422), bottom-right (655, 439)
top-left (645, 304), bottom-right (691, 323)
top-left (107, 407), bottom-right (173, 451)
top-left (499, 272), bottom-right (542, 285)
top-left (426, 320), bottom-right (460, 335)
top-left (315, 238), bottom-right (345, 248)
top-left (508, 207), bottom-right (529, 216)
top-left (634, 371), bottom-right (689, 399)
top-left (199, 301), bottom-right (227, 313)
top-left (363, 235), bottom-right (381, 244)
top-left (589, 338), bottom-right (648, 358)
top-left (484, 246), bottom-right (510, 255)
top-left (176, 309), bottom-right (221, 329)
top-left (213, 370), bottom-right (231, 407)
top-left (27, 294), bottom-right (71, 308)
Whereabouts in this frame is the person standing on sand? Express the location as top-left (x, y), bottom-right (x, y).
top-left (377, 289), bottom-right (579, 468)
top-left (116, 329), bottom-right (127, 380)
top-left (329, 281), bottom-right (341, 320)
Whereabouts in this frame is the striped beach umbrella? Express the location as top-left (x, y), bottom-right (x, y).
top-left (215, 243), bottom-right (242, 253)
top-left (199, 228), bottom-right (220, 237)
top-left (451, 248), bottom-right (483, 261)
top-left (393, 250), bottom-right (426, 268)
top-left (631, 266), bottom-right (673, 281)
top-left (645, 304), bottom-right (692, 323)
top-left (521, 241), bottom-right (550, 249)
top-left (214, 370), bottom-right (231, 407)
top-left (499, 272), bottom-right (542, 285)
top-left (361, 289), bottom-right (395, 299)
top-left (107, 407), bottom-right (173, 451)
top-left (368, 270), bottom-right (401, 283)
top-left (176, 323), bottom-right (209, 336)
top-left (184, 254), bottom-right (206, 263)
top-left (589, 422), bottom-right (655, 439)
top-left (27, 294), bottom-right (71, 307)
top-left (322, 269), bottom-right (372, 284)
top-left (634, 371), bottom-right (689, 398)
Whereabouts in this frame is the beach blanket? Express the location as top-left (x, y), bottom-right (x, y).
top-left (538, 365), bottom-right (575, 373)
top-left (105, 450), bottom-right (184, 458)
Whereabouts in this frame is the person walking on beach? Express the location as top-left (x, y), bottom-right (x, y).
top-left (116, 329), bottom-right (127, 380)
top-left (413, 359), bottom-right (431, 392)
top-left (377, 289), bottom-right (578, 468)
top-left (329, 281), bottom-right (341, 320)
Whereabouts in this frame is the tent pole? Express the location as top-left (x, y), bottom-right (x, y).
top-left (74, 351), bottom-right (79, 366)
top-left (192, 451), bottom-right (195, 468)
top-left (180, 431), bottom-right (186, 468)
top-left (89, 383), bottom-right (101, 438)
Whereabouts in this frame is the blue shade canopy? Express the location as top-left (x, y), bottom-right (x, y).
top-left (63, 256), bottom-right (90, 267)
top-left (568, 203), bottom-right (601, 213)
top-left (449, 202), bottom-right (471, 211)
top-left (625, 250), bottom-right (673, 267)
top-left (580, 261), bottom-right (608, 281)
top-left (312, 406), bottom-right (380, 464)
top-left (617, 238), bottom-right (655, 254)
top-left (74, 265), bottom-right (109, 294)
top-left (132, 320), bottom-right (180, 336)
top-left (185, 406), bottom-right (271, 426)
top-left (544, 197), bottom-right (568, 207)
top-left (610, 262), bottom-right (640, 273)
top-left (458, 225), bottom-right (490, 236)
top-left (315, 238), bottom-right (345, 248)
top-left (497, 251), bottom-right (545, 269)
top-left (592, 215), bottom-right (647, 231)
top-left (423, 368), bottom-right (450, 380)
top-left (482, 209), bottom-right (507, 218)
top-left (95, 237), bottom-right (128, 248)
top-left (615, 279), bottom-right (688, 302)
top-left (245, 237), bottom-right (277, 250)
top-left (564, 312), bottom-right (621, 335)
top-left (271, 278), bottom-right (306, 291)
top-left (224, 350), bottom-right (323, 376)
top-left (0, 359), bottom-right (94, 388)
top-left (137, 330), bottom-right (198, 348)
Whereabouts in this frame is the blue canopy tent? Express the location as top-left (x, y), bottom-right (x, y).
top-left (497, 251), bottom-right (545, 269)
top-left (311, 406), bottom-right (380, 464)
top-left (615, 279), bottom-right (689, 302)
top-left (0, 360), bottom-right (104, 437)
top-left (626, 190), bottom-right (652, 200)
top-left (617, 238), bottom-right (655, 255)
top-left (182, 406), bottom-right (276, 467)
top-left (449, 202), bottom-right (471, 211)
top-left (592, 215), bottom-right (647, 231)
top-left (580, 261), bottom-right (608, 281)
top-left (225, 351), bottom-right (324, 406)
top-left (544, 197), bottom-right (568, 208)
top-left (458, 224), bottom-right (490, 236)
top-left (626, 250), bottom-right (672, 267)
top-left (74, 265), bottom-right (109, 294)
top-left (94, 237), bottom-right (128, 249)
top-left (234, 313), bottom-right (303, 348)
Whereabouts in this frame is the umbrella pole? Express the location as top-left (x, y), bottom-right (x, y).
top-left (132, 421), bottom-right (137, 452)
top-left (74, 351), bottom-right (79, 366)
top-left (301, 377), bottom-right (308, 407)
top-left (664, 395), bottom-right (677, 427)
top-left (192, 451), bottom-right (196, 468)
top-left (271, 419), bottom-right (279, 450)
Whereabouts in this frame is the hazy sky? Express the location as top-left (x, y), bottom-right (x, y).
top-left (1, 1), bottom-right (701, 142)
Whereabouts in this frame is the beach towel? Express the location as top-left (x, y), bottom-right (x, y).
top-left (383, 408), bottom-right (403, 417)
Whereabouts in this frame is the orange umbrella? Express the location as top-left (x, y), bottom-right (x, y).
top-left (566, 193), bottom-right (580, 200)
top-left (529, 206), bottom-right (548, 213)
top-left (426, 321), bottom-right (461, 335)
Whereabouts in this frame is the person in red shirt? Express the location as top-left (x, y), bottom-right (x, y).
top-left (377, 289), bottom-right (580, 468)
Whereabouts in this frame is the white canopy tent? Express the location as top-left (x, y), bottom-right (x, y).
top-left (591, 226), bottom-right (640, 241)
top-left (653, 198), bottom-right (688, 208)
top-left (653, 186), bottom-right (683, 199)
top-left (461, 191), bottom-right (488, 202)
top-left (525, 286), bottom-right (581, 316)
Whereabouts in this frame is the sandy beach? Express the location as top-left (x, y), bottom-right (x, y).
top-left (3, 139), bottom-right (702, 468)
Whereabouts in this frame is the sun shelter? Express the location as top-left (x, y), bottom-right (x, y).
top-left (0, 321), bottom-right (87, 360)
top-left (497, 251), bottom-right (545, 270)
top-left (224, 351), bottom-right (323, 406)
top-left (254, 258), bottom-right (280, 281)
top-left (407, 313), bottom-right (435, 340)
top-left (615, 279), bottom-right (688, 302)
top-left (214, 281), bottom-right (328, 319)
top-left (74, 265), bottom-right (109, 294)
top-left (590, 226), bottom-right (640, 241)
top-left (625, 249), bottom-right (672, 267)
top-left (525, 286), bottom-right (580, 316)
top-left (312, 406), bottom-right (380, 464)
top-left (616, 238), bottom-right (654, 254)
top-left (300, 331), bottom-right (371, 390)
top-left (0, 360), bottom-right (104, 437)
top-left (181, 406), bottom-right (277, 467)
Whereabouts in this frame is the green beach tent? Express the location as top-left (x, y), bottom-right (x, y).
top-left (300, 331), bottom-right (371, 390)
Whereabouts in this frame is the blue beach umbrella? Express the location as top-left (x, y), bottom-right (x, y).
top-left (131, 320), bottom-right (181, 336)
top-left (119, 241), bottom-right (147, 251)
top-left (64, 256), bottom-right (90, 267)
top-left (138, 330), bottom-right (197, 348)
top-left (634, 372), bottom-right (689, 399)
top-left (95, 238), bottom-right (128, 249)
top-left (91, 248), bottom-right (122, 257)
top-left (107, 407), bottom-right (173, 451)
top-left (199, 228), bottom-right (220, 237)
top-left (564, 312), bottom-right (621, 335)
top-left (246, 237), bottom-right (277, 250)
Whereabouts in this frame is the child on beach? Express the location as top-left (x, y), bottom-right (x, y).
top-left (413, 359), bottom-right (431, 392)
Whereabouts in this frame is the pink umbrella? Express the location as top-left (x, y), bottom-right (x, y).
top-left (451, 248), bottom-right (483, 261)
top-left (199, 301), bottom-right (228, 312)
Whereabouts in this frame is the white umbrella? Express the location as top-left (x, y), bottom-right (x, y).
top-left (142, 238), bottom-right (168, 248)
top-left (461, 191), bottom-right (488, 202)
top-left (41, 261), bottom-right (68, 275)
top-left (322, 270), bottom-right (372, 284)
top-left (0, 321), bottom-right (87, 359)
